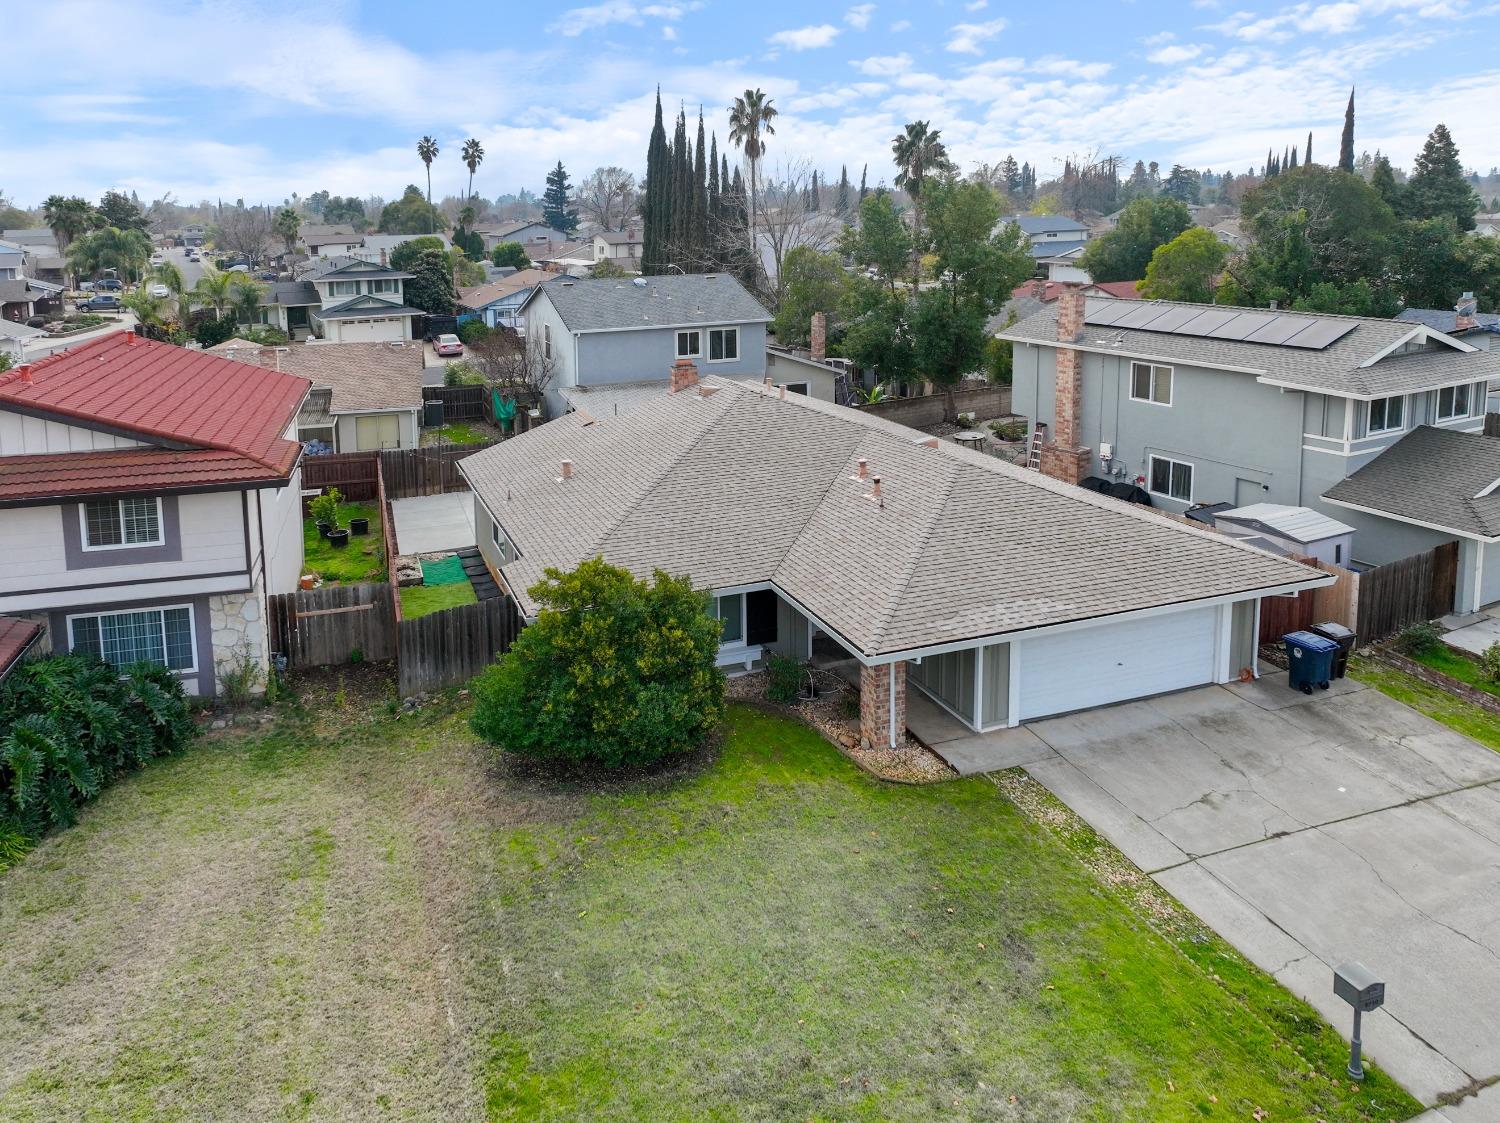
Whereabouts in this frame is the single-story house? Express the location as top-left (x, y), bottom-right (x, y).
top-left (210, 339), bottom-right (425, 452)
top-left (1212, 503), bottom-right (1356, 566)
top-left (0, 278), bottom-right (64, 323)
top-left (459, 367), bottom-right (1327, 750)
top-left (1325, 426), bottom-right (1500, 612)
top-left (459, 268), bottom-right (554, 331)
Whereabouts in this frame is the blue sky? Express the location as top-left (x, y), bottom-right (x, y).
top-left (5, 0), bottom-right (1500, 208)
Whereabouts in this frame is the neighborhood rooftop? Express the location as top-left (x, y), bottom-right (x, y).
top-left (1001, 296), bottom-right (1500, 398)
top-left (1324, 426), bottom-right (1500, 540)
top-left (521, 273), bottom-right (773, 333)
top-left (461, 375), bottom-right (1322, 657)
top-left (209, 339), bottom-right (425, 413)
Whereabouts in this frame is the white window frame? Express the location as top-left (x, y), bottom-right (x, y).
top-left (707, 327), bottom-right (739, 363)
top-left (1437, 383), bottom-right (1473, 421)
top-left (543, 324), bottom-right (552, 360)
top-left (368, 278), bottom-right (398, 295)
top-left (66, 603), bottom-right (197, 674)
top-left (491, 519), bottom-right (516, 563)
top-left (80, 496), bottom-right (165, 552)
top-left (1129, 361), bottom-right (1172, 406)
top-left (713, 593), bottom-right (747, 647)
top-left (1148, 454), bottom-right (1193, 503)
top-left (1367, 394), bottom-right (1405, 434)
top-left (328, 279), bottom-right (359, 297)
top-left (676, 329), bottom-right (702, 358)
top-left (298, 425), bottom-right (336, 448)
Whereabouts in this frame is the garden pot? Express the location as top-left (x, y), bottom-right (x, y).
top-left (299, 574), bottom-right (315, 590)
top-left (349, 517), bottom-right (370, 536)
top-left (315, 520), bottom-right (333, 538)
top-left (327, 529), bottom-right (350, 548)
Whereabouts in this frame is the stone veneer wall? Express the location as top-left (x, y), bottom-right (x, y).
top-left (859, 662), bottom-right (907, 750)
top-left (208, 586), bottom-right (269, 694)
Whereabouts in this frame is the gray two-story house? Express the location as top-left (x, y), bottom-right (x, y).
top-left (519, 274), bottom-right (773, 417)
top-left (1003, 290), bottom-right (1500, 612)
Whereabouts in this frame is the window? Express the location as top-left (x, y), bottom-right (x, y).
top-left (543, 324), bottom-right (552, 360)
top-left (82, 497), bottom-right (163, 550)
top-left (1148, 455), bottom-right (1193, 503)
top-left (69, 606), bottom-right (195, 672)
top-left (714, 593), bottom-right (744, 645)
top-left (676, 330), bottom-right (701, 358)
top-left (491, 520), bottom-right (515, 563)
top-left (781, 382), bottom-right (809, 395)
top-left (1130, 361), bottom-right (1172, 405)
top-left (708, 327), bottom-right (739, 362)
top-left (1335, 543), bottom-right (1343, 563)
top-left (1437, 383), bottom-right (1472, 420)
top-left (328, 280), bottom-right (359, 297)
top-left (368, 278), bottom-right (397, 295)
top-left (1367, 394), bottom-right (1405, 434)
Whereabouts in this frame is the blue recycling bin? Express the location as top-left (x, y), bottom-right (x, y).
top-left (1284, 630), bottom-right (1339, 694)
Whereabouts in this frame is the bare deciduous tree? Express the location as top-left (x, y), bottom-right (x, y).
top-left (577, 167), bottom-right (638, 232)
top-left (211, 205), bottom-right (274, 265)
top-left (754, 160), bottom-right (841, 303)
top-left (468, 326), bottom-right (556, 402)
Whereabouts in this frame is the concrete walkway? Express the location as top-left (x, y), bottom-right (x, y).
top-left (390, 493), bottom-right (475, 555)
top-left (1441, 605), bottom-right (1500, 657)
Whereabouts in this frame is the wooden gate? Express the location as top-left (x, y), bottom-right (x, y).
top-left (266, 583), bottom-right (398, 668)
top-left (1258, 589), bottom-right (1316, 643)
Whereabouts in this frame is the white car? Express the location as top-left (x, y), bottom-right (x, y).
top-left (149, 283), bottom-right (170, 298)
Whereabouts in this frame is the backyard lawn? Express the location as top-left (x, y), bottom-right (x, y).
top-left (302, 501), bottom-right (384, 585)
top-left (399, 580), bottom-right (477, 618)
top-left (0, 697), bottom-right (1419, 1122)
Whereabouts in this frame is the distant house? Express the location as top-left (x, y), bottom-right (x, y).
top-left (1211, 503), bottom-right (1356, 566)
top-left (0, 239), bottom-right (25, 281)
top-left (535, 239), bottom-right (599, 276)
top-left (297, 224), bottom-right (364, 257)
top-left (592, 229), bottom-right (643, 272)
top-left (1475, 214), bottom-right (1500, 238)
top-left (1001, 278), bottom-right (1139, 325)
top-left (1, 230), bottom-right (66, 286)
top-left (475, 221), bottom-right (572, 252)
top-left (266, 256), bottom-right (425, 344)
top-left (517, 273), bottom-right (772, 417)
top-left (1211, 218), bottom-right (1245, 250)
top-left (1002, 214), bottom-right (1092, 282)
top-left (1396, 293), bottom-right (1500, 352)
top-left (0, 333), bottom-right (310, 696)
top-left (211, 339), bottom-right (425, 452)
top-left (458, 268), bottom-right (554, 331)
top-left (351, 233), bottom-right (451, 265)
top-left (0, 279), bottom-right (64, 324)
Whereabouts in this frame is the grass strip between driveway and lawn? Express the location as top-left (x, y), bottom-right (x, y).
top-left (1351, 654), bottom-right (1500, 753)
top-left (0, 695), bottom-right (1422, 1122)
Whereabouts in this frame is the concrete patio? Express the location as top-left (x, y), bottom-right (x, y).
top-left (390, 492), bottom-right (475, 555)
top-left (1440, 605), bottom-right (1500, 656)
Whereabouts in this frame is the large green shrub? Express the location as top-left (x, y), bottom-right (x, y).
top-left (0, 654), bottom-right (194, 849)
top-left (765, 654), bottom-right (804, 704)
top-left (469, 558), bottom-right (725, 767)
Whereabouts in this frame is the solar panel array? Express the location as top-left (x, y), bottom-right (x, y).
top-left (1082, 300), bottom-right (1357, 350)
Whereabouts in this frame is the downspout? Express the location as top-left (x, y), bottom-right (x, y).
top-left (888, 663), bottom-right (897, 749)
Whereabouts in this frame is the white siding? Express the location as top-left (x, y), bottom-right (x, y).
top-left (0, 409), bottom-right (145, 455)
top-left (259, 472), bottom-right (305, 595)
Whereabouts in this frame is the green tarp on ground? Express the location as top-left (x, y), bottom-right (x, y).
top-left (420, 554), bottom-right (468, 586)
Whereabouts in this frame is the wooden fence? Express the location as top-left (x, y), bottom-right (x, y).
top-left (302, 451), bottom-right (379, 503)
top-left (266, 583), bottom-right (398, 668)
top-left (423, 385), bottom-right (488, 422)
top-left (397, 595), bottom-right (520, 697)
top-left (1356, 540), bottom-right (1459, 643)
top-left (1257, 556), bottom-right (1361, 644)
top-left (379, 443), bottom-right (494, 500)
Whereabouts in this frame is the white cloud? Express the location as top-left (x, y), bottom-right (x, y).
top-left (890, 19), bottom-right (912, 31)
top-left (550, 0), bottom-right (699, 36)
top-left (768, 24), bottom-right (842, 50)
top-left (1147, 43), bottom-right (1204, 63)
top-left (1142, 30), bottom-right (1176, 45)
top-left (853, 53), bottom-right (912, 75)
top-left (845, 4), bottom-right (875, 29)
top-left (662, 24), bottom-right (678, 39)
top-left (946, 18), bottom-right (1008, 54)
top-left (1031, 56), bottom-right (1112, 79)
top-left (965, 0), bottom-right (989, 9)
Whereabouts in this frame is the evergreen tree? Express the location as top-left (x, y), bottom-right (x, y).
top-left (668, 109), bottom-right (691, 265)
top-left (1266, 147), bottom-right (1275, 178)
top-left (1288, 145), bottom-right (1298, 170)
top-left (836, 165), bottom-right (850, 215)
top-left (1405, 124), bottom-right (1479, 231)
top-left (1338, 88), bottom-right (1356, 173)
top-left (643, 90), bottom-right (670, 274)
top-left (809, 170), bottom-right (820, 212)
top-left (693, 110), bottom-right (708, 267)
top-left (1001, 154), bottom-right (1022, 197)
top-left (859, 164), bottom-right (868, 205)
top-left (1370, 154), bottom-right (1402, 210)
top-left (1306, 131), bottom-right (1313, 167)
top-left (542, 162), bottom-right (579, 234)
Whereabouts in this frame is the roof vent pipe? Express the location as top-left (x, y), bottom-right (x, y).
top-left (871, 475), bottom-right (884, 508)
top-left (17, 364), bottom-right (32, 385)
top-left (856, 458), bottom-right (868, 479)
top-left (559, 459), bottom-right (574, 481)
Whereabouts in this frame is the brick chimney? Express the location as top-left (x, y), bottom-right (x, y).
top-left (810, 312), bottom-right (827, 362)
top-left (669, 357), bottom-right (699, 392)
top-left (379, 247), bottom-right (389, 267)
top-left (1456, 291), bottom-right (1478, 331)
top-left (1038, 287), bottom-right (1092, 485)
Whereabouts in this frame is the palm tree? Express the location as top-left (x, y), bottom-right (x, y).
top-left (153, 261), bottom-right (187, 320)
top-left (191, 267), bottom-right (235, 320)
top-left (728, 89), bottom-right (778, 252)
top-left (42, 194), bottom-right (95, 255)
top-left (891, 120), bottom-right (952, 283)
top-left (66, 226), bottom-right (151, 285)
top-left (122, 287), bottom-right (170, 336)
top-left (417, 136), bottom-right (440, 203)
top-left (457, 203), bottom-right (477, 231)
top-left (461, 138), bottom-right (485, 200)
top-left (228, 278), bottom-right (266, 327)
top-left (272, 207), bottom-right (301, 255)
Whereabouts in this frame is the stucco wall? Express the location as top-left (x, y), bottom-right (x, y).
top-left (575, 321), bottom-right (767, 385)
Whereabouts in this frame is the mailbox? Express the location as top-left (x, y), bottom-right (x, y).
top-left (1334, 962), bottom-right (1386, 1013)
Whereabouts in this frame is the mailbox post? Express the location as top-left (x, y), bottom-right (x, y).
top-left (1333, 962), bottom-right (1386, 1080)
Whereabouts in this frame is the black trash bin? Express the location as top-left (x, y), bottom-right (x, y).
top-left (1284, 630), bottom-right (1338, 694)
top-left (1308, 621), bottom-right (1356, 678)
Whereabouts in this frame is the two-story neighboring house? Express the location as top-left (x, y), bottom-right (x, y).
top-left (1003, 290), bottom-right (1500, 610)
top-left (476, 220), bottom-right (572, 254)
top-left (263, 256), bottom-right (424, 344)
top-left (592, 229), bottom-right (643, 272)
top-left (1002, 215), bottom-right (1092, 283)
top-left (0, 334), bottom-right (310, 695)
top-left (297, 223), bottom-right (364, 257)
top-left (518, 273), bottom-right (772, 417)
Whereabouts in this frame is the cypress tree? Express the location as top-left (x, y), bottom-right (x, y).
top-left (1370, 153), bottom-right (1401, 210)
top-left (809, 170), bottom-right (820, 211)
top-left (693, 109), bottom-right (708, 267)
top-left (836, 165), bottom-right (850, 215)
top-left (1305, 132), bottom-right (1313, 166)
top-left (1265, 147), bottom-right (1274, 178)
top-left (707, 133), bottom-right (722, 268)
top-left (643, 89), bottom-right (669, 274)
top-left (1288, 145), bottom-right (1298, 170)
top-left (1338, 88), bottom-right (1356, 172)
top-left (859, 164), bottom-right (868, 205)
top-left (670, 109), bottom-right (691, 267)
top-left (1406, 123), bottom-right (1479, 230)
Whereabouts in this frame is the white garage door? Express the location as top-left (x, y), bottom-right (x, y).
top-left (1018, 606), bottom-right (1219, 722)
top-left (338, 317), bottom-right (401, 343)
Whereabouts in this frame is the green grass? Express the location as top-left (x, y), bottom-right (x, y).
top-left (0, 697), bottom-right (1421, 1121)
top-left (431, 422), bottom-right (485, 444)
top-left (1352, 654), bottom-right (1500, 752)
top-left (399, 581), bottom-right (477, 618)
top-left (1408, 643), bottom-right (1500, 698)
top-left (302, 501), bottom-right (383, 585)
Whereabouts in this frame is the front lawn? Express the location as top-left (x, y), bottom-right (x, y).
top-left (399, 580), bottom-right (477, 618)
top-left (0, 698), bottom-right (1419, 1121)
top-left (302, 501), bottom-right (384, 585)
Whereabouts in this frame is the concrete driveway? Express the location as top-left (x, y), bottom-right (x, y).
top-left (1015, 676), bottom-right (1500, 1116)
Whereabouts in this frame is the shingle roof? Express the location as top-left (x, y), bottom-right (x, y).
top-left (299, 224), bottom-right (361, 245)
top-left (1005, 215), bottom-right (1089, 235)
top-left (1029, 240), bottom-right (1089, 260)
top-left (462, 376), bottom-right (1324, 655)
top-left (0, 616), bottom-right (43, 681)
top-left (459, 268), bottom-right (554, 309)
top-left (210, 340), bottom-right (424, 413)
top-left (1002, 297), bottom-right (1500, 398)
top-left (526, 274), bottom-right (771, 333)
top-left (300, 256), bottom-right (413, 282)
top-left (0, 278), bottom-right (56, 304)
top-left (1323, 426), bottom-right (1500, 539)
top-left (1396, 307), bottom-right (1500, 334)
top-left (0, 447), bottom-right (298, 505)
top-left (262, 280), bottom-right (320, 307)
top-left (0, 334), bottom-right (307, 488)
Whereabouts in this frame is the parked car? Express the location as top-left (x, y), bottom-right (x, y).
top-left (96, 279), bottom-right (124, 292)
top-left (225, 264), bottom-right (249, 274)
top-left (256, 270), bottom-right (277, 281)
top-left (149, 283), bottom-right (170, 298)
top-left (78, 294), bottom-right (122, 311)
top-left (78, 280), bottom-right (96, 292)
top-left (433, 333), bottom-right (464, 357)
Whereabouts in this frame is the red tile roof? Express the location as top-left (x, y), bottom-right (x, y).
top-left (0, 615), bottom-right (43, 681)
top-left (0, 447), bottom-right (296, 504)
top-left (1011, 279), bottom-right (1142, 303)
top-left (0, 333), bottom-right (309, 471)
